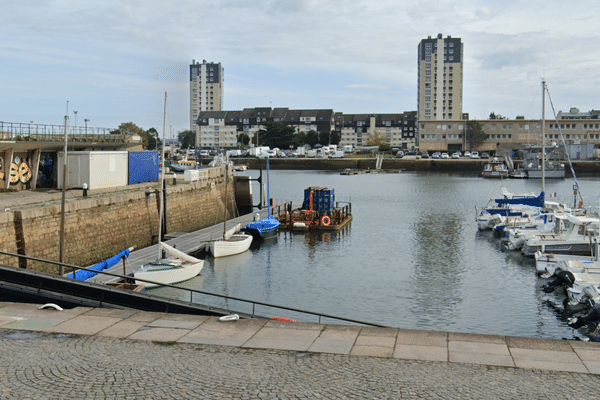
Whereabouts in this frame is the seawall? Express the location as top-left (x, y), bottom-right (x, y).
top-left (0, 166), bottom-right (237, 273)
top-left (236, 157), bottom-right (600, 175)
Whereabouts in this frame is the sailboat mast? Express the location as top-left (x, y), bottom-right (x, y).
top-left (266, 156), bottom-right (270, 217)
top-left (158, 92), bottom-right (167, 259)
top-left (541, 80), bottom-right (546, 195)
top-left (222, 163), bottom-right (229, 238)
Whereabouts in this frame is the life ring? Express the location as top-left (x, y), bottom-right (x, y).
top-left (18, 163), bottom-right (31, 183)
top-left (219, 314), bottom-right (240, 322)
top-left (9, 163), bottom-right (19, 184)
top-left (321, 215), bottom-right (331, 227)
top-left (271, 316), bottom-right (295, 322)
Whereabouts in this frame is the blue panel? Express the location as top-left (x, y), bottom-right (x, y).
top-left (128, 151), bottom-right (159, 185)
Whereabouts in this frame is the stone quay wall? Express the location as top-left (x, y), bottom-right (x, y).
top-left (7, 166), bottom-right (234, 273)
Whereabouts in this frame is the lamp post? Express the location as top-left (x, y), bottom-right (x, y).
top-left (73, 111), bottom-right (78, 134)
top-left (84, 119), bottom-right (89, 135)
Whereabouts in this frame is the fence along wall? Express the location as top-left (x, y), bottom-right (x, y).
top-left (11, 166), bottom-right (235, 273)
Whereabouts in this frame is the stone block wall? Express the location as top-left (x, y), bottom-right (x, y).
top-left (8, 165), bottom-right (237, 274)
top-left (0, 211), bottom-right (18, 267)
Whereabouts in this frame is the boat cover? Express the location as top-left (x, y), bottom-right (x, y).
top-left (67, 248), bottom-right (131, 281)
top-left (494, 192), bottom-right (544, 208)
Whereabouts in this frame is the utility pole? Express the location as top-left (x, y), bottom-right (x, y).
top-left (59, 101), bottom-right (69, 275)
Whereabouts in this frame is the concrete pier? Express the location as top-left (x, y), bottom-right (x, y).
top-left (0, 302), bottom-right (599, 398)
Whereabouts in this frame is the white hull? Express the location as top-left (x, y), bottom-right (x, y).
top-left (133, 242), bottom-right (204, 288)
top-left (210, 233), bottom-right (253, 258)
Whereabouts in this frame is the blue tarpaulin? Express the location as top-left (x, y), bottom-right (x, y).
top-left (128, 151), bottom-right (159, 185)
top-left (67, 248), bottom-right (131, 281)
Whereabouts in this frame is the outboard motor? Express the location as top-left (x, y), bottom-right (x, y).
top-left (543, 270), bottom-right (575, 293)
top-left (568, 302), bottom-right (600, 329)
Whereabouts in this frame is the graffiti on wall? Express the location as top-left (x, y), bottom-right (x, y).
top-left (0, 156), bottom-right (32, 184)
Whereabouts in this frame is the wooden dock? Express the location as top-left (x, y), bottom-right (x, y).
top-left (87, 209), bottom-right (269, 285)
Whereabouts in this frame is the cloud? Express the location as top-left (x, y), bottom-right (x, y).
top-left (346, 84), bottom-right (390, 90)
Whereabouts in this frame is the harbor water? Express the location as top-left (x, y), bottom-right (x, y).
top-left (160, 169), bottom-right (600, 340)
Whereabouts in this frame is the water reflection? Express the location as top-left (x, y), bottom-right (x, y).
top-left (156, 171), bottom-right (600, 339)
top-left (411, 211), bottom-right (465, 328)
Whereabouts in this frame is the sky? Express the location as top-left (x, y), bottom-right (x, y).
top-left (2, 0), bottom-right (599, 139)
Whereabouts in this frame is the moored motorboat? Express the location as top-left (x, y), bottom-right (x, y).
top-left (481, 157), bottom-right (509, 178)
top-left (521, 214), bottom-right (599, 257)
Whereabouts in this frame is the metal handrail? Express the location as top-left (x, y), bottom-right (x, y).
top-left (0, 251), bottom-right (387, 328)
top-left (0, 121), bottom-right (121, 142)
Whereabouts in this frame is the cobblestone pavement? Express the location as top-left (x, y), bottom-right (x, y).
top-left (1, 329), bottom-right (599, 400)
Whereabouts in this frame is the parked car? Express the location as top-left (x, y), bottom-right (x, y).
top-left (470, 151), bottom-right (480, 159)
top-left (432, 152), bottom-right (441, 159)
top-left (464, 151), bottom-right (471, 157)
top-left (451, 152), bottom-right (461, 159)
top-left (396, 150), bottom-right (404, 158)
top-left (421, 151), bottom-right (429, 159)
top-left (481, 152), bottom-right (490, 159)
top-left (441, 152), bottom-right (450, 159)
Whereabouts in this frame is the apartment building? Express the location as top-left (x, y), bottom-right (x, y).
top-left (190, 60), bottom-right (223, 132)
top-left (336, 113), bottom-right (417, 149)
top-left (418, 111), bottom-right (600, 155)
top-left (417, 34), bottom-right (463, 122)
top-left (195, 108), bottom-right (335, 148)
top-left (195, 108), bottom-right (417, 149)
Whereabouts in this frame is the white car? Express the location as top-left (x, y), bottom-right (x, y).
top-left (441, 152), bottom-right (450, 159)
top-left (463, 151), bottom-right (471, 157)
top-left (451, 152), bottom-right (461, 159)
top-left (470, 151), bottom-right (480, 159)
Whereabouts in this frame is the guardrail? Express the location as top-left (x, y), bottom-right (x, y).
top-left (0, 251), bottom-right (387, 328)
top-left (0, 121), bottom-right (127, 142)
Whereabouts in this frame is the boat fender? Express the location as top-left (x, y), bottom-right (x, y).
top-left (321, 215), bottom-right (331, 227)
top-left (39, 303), bottom-right (63, 311)
top-left (271, 316), bottom-right (295, 322)
top-left (219, 314), bottom-right (240, 322)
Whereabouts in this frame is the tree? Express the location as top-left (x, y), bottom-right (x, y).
top-left (293, 131), bottom-right (307, 148)
top-left (466, 121), bottom-right (488, 149)
top-left (146, 128), bottom-right (158, 150)
top-left (178, 130), bottom-right (195, 149)
top-left (489, 112), bottom-right (507, 120)
top-left (110, 122), bottom-right (155, 149)
top-left (318, 131), bottom-right (330, 146)
top-left (305, 130), bottom-right (319, 148)
top-left (237, 133), bottom-right (250, 147)
top-left (366, 132), bottom-right (388, 147)
top-left (254, 121), bottom-right (295, 149)
top-left (329, 130), bottom-right (341, 145)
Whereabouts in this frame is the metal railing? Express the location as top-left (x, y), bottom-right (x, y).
top-left (0, 121), bottom-right (127, 143)
top-left (0, 251), bottom-right (387, 328)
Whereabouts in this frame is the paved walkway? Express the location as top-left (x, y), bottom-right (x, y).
top-left (1, 302), bottom-right (600, 399)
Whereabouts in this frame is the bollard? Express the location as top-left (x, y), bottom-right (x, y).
top-left (83, 183), bottom-right (88, 198)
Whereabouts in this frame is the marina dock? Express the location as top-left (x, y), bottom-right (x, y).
top-left (87, 208), bottom-right (270, 285)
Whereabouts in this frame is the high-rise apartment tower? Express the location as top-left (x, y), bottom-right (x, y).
top-left (190, 59), bottom-right (224, 131)
top-left (417, 34), bottom-right (463, 121)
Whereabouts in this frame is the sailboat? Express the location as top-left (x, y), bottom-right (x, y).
top-left (522, 80), bottom-right (565, 179)
top-left (209, 163), bottom-right (253, 258)
top-left (133, 92), bottom-right (204, 288)
top-left (242, 156), bottom-right (280, 240)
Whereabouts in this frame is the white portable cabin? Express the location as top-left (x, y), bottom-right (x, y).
top-left (57, 151), bottom-right (128, 189)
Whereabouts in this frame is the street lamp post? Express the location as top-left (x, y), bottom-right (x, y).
top-left (73, 111), bottom-right (78, 134)
top-left (84, 119), bottom-right (89, 135)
